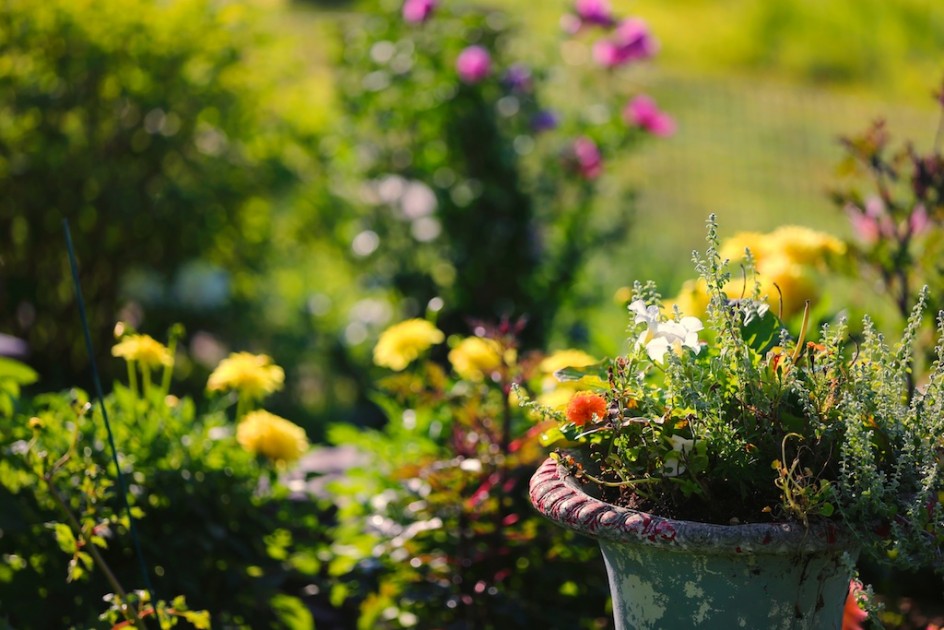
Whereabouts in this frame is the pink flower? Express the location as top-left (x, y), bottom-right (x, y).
top-left (593, 18), bottom-right (658, 68)
top-left (402, 0), bottom-right (437, 23)
top-left (624, 95), bottom-right (676, 137)
top-left (845, 196), bottom-right (895, 244)
top-left (571, 136), bottom-right (603, 180)
top-left (573, 0), bottom-right (615, 28)
top-left (456, 46), bottom-right (491, 84)
top-left (910, 203), bottom-right (930, 235)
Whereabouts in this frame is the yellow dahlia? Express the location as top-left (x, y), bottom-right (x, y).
top-left (373, 319), bottom-right (445, 371)
top-left (207, 352), bottom-right (285, 400)
top-left (111, 334), bottom-right (173, 370)
top-left (448, 337), bottom-right (503, 381)
top-left (236, 410), bottom-right (308, 464)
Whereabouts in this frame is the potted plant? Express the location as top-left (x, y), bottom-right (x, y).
top-left (527, 216), bottom-right (944, 628)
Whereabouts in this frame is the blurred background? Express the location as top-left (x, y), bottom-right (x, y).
top-left (2, 0), bottom-right (942, 436)
top-left (2, 0), bottom-right (944, 627)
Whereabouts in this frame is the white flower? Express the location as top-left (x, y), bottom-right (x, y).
top-left (629, 299), bottom-right (661, 329)
top-left (629, 300), bottom-right (703, 364)
top-left (663, 435), bottom-right (695, 477)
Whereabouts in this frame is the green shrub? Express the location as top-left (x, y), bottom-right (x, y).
top-left (0, 0), bottom-right (313, 386)
top-left (322, 0), bottom-right (665, 351)
top-left (0, 339), bottom-right (329, 628)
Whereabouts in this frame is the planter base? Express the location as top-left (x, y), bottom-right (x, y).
top-left (529, 455), bottom-right (856, 629)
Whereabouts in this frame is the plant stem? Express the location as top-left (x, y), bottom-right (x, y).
top-left (44, 474), bottom-right (147, 630)
top-left (578, 470), bottom-right (662, 488)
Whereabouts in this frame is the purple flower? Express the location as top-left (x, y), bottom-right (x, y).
top-left (593, 18), bottom-right (658, 68)
top-left (574, 0), bottom-right (615, 28)
top-left (570, 136), bottom-right (603, 180)
top-left (402, 0), bottom-right (437, 24)
top-left (624, 95), bottom-right (675, 137)
top-left (503, 64), bottom-right (532, 92)
top-left (531, 110), bottom-right (559, 133)
top-left (456, 46), bottom-right (491, 84)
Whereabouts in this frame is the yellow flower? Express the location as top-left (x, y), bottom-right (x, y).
top-left (663, 278), bottom-right (712, 319)
top-left (767, 225), bottom-right (846, 267)
top-left (720, 231), bottom-right (770, 263)
top-left (755, 255), bottom-right (817, 318)
top-left (539, 348), bottom-right (606, 394)
top-left (373, 319), bottom-right (445, 371)
top-left (536, 387), bottom-right (578, 412)
top-left (539, 349), bottom-right (597, 375)
top-left (111, 334), bottom-right (173, 369)
top-left (207, 352), bottom-right (285, 400)
top-left (236, 410), bottom-right (308, 464)
top-left (449, 337), bottom-right (503, 381)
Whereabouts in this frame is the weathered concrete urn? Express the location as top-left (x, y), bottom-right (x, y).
top-left (529, 454), bottom-right (856, 630)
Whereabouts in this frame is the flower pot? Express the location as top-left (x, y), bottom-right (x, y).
top-left (529, 455), bottom-right (857, 630)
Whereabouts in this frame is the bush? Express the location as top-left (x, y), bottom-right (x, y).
top-left (0, 0), bottom-right (314, 387)
top-left (0, 338), bottom-right (330, 628)
top-left (322, 0), bottom-right (668, 351)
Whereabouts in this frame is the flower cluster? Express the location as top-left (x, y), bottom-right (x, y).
top-left (112, 331), bottom-right (308, 465)
top-left (357, 318), bottom-right (612, 626)
top-left (658, 224), bottom-right (846, 320)
top-left (398, 0), bottom-right (673, 182)
top-left (831, 90), bottom-right (944, 324)
top-left (537, 217), bottom-right (944, 571)
top-left (561, 0), bottom-right (674, 146)
top-left (206, 351), bottom-right (307, 464)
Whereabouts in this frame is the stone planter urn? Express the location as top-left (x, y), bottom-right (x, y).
top-left (529, 454), bottom-right (857, 630)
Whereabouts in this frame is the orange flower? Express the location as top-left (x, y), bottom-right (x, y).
top-left (566, 392), bottom-right (608, 426)
top-left (841, 580), bottom-right (868, 630)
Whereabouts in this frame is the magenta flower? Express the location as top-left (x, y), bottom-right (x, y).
top-left (574, 0), bottom-right (615, 28)
top-left (571, 136), bottom-right (603, 180)
top-left (402, 0), bottom-right (437, 23)
top-left (593, 18), bottom-right (658, 68)
top-left (624, 95), bottom-right (676, 137)
top-left (456, 46), bottom-right (491, 84)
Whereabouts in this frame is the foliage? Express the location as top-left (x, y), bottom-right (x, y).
top-left (0, 335), bottom-right (329, 628)
top-left (325, 318), bottom-right (611, 628)
top-left (538, 216), bottom-right (943, 572)
top-left (656, 224), bottom-right (847, 324)
top-left (0, 0), bottom-right (316, 387)
top-left (831, 84), bottom-right (944, 323)
top-left (322, 0), bottom-right (670, 351)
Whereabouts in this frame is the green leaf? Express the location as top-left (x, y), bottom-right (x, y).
top-left (739, 302), bottom-right (782, 354)
top-left (182, 610), bottom-right (211, 629)
top-left (270, 594), bottom-right (314, 630)
top-left (819, 502), bottom-right (835, 517)
top-left (50, 523), bottom-right (77, 555)
top-left (554, 361), bottom-right (608, 383)
top-left (0, 357), bottom-right (38, 386)
top-left (538, 426), bottom-right (565, 447)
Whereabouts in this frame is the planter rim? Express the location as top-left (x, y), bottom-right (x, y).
top-left (529, 453), bottom-right (854, 556)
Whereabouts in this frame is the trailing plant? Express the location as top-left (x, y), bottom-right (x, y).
top-left (534, 216), bottom-right (943, 575)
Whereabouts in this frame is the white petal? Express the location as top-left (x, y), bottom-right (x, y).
top-left (646, 337), bottom-right (670, 363)
top-left (670, 435), bottom-right (695, 454)
top-left (681, 316), bottom-right (703, 333)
